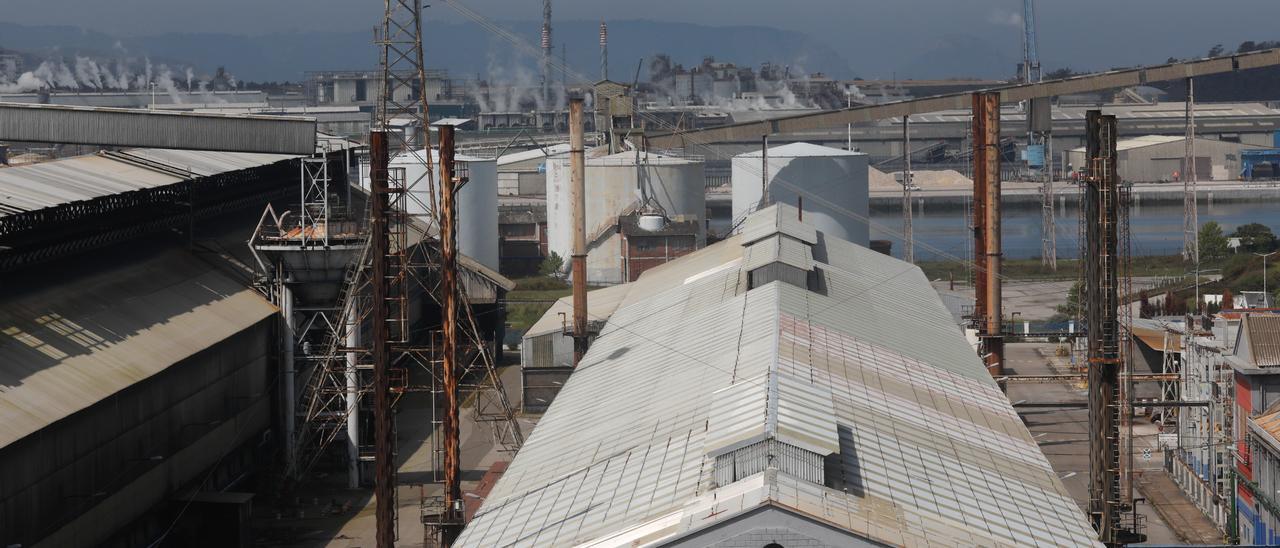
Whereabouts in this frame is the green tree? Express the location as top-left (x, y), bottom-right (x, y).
top-left (1199, 221), bottom-right (1229, 260)
top-left (1231, 223), bottom-right (1278, 253)
top-left (1056, 280), bottom-right (1084, 317)
top-left (538, 251), bottom-right (565, 278)
top-left (1208, 44), bottom-right (1226, 58)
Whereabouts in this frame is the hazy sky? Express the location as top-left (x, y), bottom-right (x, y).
top-left (3, 0), bottom-right (1278, 78)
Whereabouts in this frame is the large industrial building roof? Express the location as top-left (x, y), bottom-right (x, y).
top-left (1066, 134), bottom-right (1242, 154)
top-left (0, 141), bottom-right (346, 218)
top-left (461, 204), bottom-right (1098, 547)
top-left (0, 247), bottom-right (277, 449)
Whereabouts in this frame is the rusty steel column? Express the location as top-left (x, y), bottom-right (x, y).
top-left (1085, 110), bottom-right (1123, 546)
top-left (368, 129), bottom-right (396, 548)
top-left (438, 125), bottom-right (463, 545)
top-left (569, 98), bottom-right (590, 365)
top-left (973, 92), bottom-right (1003, 376)
top-left (971, 95), bottom-right (987, 341)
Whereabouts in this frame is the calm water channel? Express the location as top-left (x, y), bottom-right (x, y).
top-left (869, 199), bottom-right (1280, 261)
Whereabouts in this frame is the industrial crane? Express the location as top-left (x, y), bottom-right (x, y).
top-left (1022, 0), bottom-right (1041, 84)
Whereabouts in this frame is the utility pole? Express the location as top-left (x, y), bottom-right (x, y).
top-left (1258, 251), bottom-right (1278, 296)
top-left (846, 92), bottom-right (853, 151)
top-left (902, 115), bottom-right (914, 263)
top-left (438, 125), bottom-right (463, 545)
top-left (973, 92), bottom-right (1003, 376)
top-left (1084, 110), bottom-right (1127, 547)
top-left (569, 98), bottom-right (590, 365)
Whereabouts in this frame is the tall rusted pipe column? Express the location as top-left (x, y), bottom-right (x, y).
top-left (569, 98), bottom-right (589, 365)
top-left (438, 125), bottom-right (463, 545)
top-left (973, 92), bottom-right (1004, 376)
top-left (1085, 110), bottom-right (1123, 546)
top-left (368, 129), bottom-right (396, 548)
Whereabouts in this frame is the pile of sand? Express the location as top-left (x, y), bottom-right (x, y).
top-left (868, 166), bottom-right (898, 189)
top-left (912, 170), bottom-right (973, 188)
top-left (868, 167), bottom-right (973, 191)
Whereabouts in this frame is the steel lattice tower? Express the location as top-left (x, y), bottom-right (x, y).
top-left (1183, 78), bottom-right (1200, 263)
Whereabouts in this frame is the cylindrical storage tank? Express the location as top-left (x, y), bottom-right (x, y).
top-left (638, 213), bottom-right (667, 232)
top-left (385, 149), bottom-right (500, 271)
top-left (731, 142), bottom-right (869, 246)
top-left (547, 150), bottom-right (705, 278)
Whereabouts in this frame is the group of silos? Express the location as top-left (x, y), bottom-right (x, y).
top-left (360, 149), bottom-right (501, 272)
top-left (364, 141), bottom-right (870, 285)
top-left (544, 142), bottom-right (870, 284)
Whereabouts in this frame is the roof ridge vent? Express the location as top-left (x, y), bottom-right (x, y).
top-left (744, 233), bottom-right (813, 290)
top-left (705, 373), bottom-right (839, 489)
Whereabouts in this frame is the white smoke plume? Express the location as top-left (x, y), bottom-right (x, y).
top-left (471, 43), bottom-right (568, 113)
top-left (0, 52), bottom-right (205, 103)
top-left (73, 56), bottom-right (103, 89)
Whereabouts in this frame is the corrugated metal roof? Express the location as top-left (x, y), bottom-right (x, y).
top-left (1067, 134), bottom-right (1185, 153)
top-left (741, 205), bottom-right (816, 245)
top-left (742, 234), bottom-right (814, 272)
top-left (0, 249), bottom-right (277, 449)
top-left (735, 141), bottom-right (865, 158)
top-left (0, 154), bottom-right (184, 214)
top-left (1251, 404), bottom-right (1280, 453)
top-left (462, 203), bottom-right (1097, 547)
top-left (0, 147), bottom-right (300, 217)
top-left (496, 144), bottom-right (571, 167)
top-left (1245, 314), bottom-right (1280, 367)
top-left (115, 148), bottom-right (297, 177)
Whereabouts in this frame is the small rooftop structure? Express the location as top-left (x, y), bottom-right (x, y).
top-left (471, 203), bottom-right (1097, 546)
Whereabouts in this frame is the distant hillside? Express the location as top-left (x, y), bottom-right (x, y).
top-left (0, 20), bottom-right (855, 84)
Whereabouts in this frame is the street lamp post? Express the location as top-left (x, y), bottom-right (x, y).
top-left (1257, 251), bottom-right (1278, 297)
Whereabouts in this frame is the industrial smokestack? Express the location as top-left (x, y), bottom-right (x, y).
top-left (973, 92), bottom-right (1003, 377)
top-left (569, 97), bottom-right (589, 366)
top-left (542, 0), bottom-right (553, 105)
top-left (600, 21), bottom-right (608, 82)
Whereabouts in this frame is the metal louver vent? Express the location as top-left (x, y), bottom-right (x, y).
top-left (714, 438), bottom-right (826, 487)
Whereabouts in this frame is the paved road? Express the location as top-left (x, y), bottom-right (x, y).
top-left (934, 278), bottom-right (1164, 321)
top-left (1004, 342), bottom-right (1183, 544)
top-left (252, 358), bottom-right (537, 547)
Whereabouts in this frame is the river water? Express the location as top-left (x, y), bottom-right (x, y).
top-left (869, 199), bottom-right (1280, 261)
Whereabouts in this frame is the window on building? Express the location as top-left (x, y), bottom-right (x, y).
top-left (355, 80), bottom-right (368, 102)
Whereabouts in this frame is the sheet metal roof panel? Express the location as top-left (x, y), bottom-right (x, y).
top-left (0, 249), bottom-right (277, 449)
top-left (496, 143), bottom-right (571, 166)
top-left (704, 375), bottom-right (771, 457)
top-left (117, 148), bottom-right (297, 177)
top-left (735, 142), bottom-right (866, 158)
top-left (0, 154), bottom-right (184, 213)
top-left (743, 234), bottom-right (814, 272)
top-left (1246, 315), bottom-right (1280, 367)
top-left (740, 203), bottom-right (817, 245)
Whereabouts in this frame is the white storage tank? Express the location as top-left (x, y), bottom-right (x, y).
top-left (546, 150), bottom-right (705, 277)
top-left (731, 142), bottom-right (869, 246)
top-left (361, 149), bottom-right (500, 271)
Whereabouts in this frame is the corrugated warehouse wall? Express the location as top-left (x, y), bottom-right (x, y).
top-left (0, 247), bottom-right (277, 546)
top-left (1066, 136), bottom-right (1263, 182)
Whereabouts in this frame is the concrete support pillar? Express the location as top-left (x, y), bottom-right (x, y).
top-left (281, 283), bottom-right (297, 474)
top-left (346, 306), bottom-right (361, 489)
